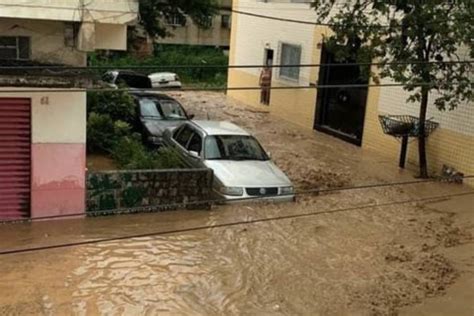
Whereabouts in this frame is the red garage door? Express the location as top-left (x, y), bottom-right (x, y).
top-left (0, 98), bottom-right (31, 220)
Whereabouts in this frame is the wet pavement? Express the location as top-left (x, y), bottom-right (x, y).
top-left (2, 92), bottom-right (474, 315)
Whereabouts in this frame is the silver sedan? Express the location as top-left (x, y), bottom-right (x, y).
top-left (163, 120), bottom-right (295, 203)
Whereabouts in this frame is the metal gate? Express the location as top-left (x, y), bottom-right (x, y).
top-left (0, 98), bottom-right (31, 220)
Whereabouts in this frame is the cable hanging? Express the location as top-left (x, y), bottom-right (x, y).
top-left (1, 175), bottom-right (473, 225)
top-left (1, 190), bottom-right (472, 256)
top-left (0, 81), bottom-right (471, 94)
top-left (0, 60), bottom-right (472, 71)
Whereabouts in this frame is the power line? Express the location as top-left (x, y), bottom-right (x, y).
top-left (0, 2), bottom-right (138, 15)
top-left (0, 2), bottom-right (470, 29)
top-left (225, 7), bottom-right (473, 28)
top-left (0, 81), bottom-right (471, 94)
top-left (2, 175), bottom-right (473, 224)
top-left (0, 60), bottom-right (472, 71)
top-left (1, 190), bottom-right (473, 256)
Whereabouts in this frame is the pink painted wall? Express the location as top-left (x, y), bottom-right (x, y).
top-left (31, 143), bottom-right (86, 218)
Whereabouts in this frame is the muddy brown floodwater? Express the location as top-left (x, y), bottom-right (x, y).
top-left (1, 92), bottom-right (473, 315)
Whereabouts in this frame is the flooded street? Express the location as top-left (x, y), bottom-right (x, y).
top-left (2, 92), bottom-right (473, 315)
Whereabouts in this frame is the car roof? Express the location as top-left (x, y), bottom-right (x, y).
top-left (131, 91), bottom-right (176, 101)
top-left (191, 120), bottom-right (250, 136)
top-left (107, 70), bottom-right (148, 77)
top-left (149, 72), bottom-right (176, 76)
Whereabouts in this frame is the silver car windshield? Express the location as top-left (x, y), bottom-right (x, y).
top-left (205, 135), bottom-right (269, 161)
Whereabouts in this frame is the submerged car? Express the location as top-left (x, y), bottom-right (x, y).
top-left (163, 120), bottom-right (295, 202)
top-left (102, 70), bottom-right (152, 89)
top-left (148, 72), bottom-right (182, 89)
top-left (132, 92), bottom-right (193, 146)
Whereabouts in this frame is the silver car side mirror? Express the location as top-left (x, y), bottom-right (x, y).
top-left (189, 150), bottom-right (200, 158)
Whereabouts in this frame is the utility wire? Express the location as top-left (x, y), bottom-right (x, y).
top-left (0, 60), bottom-right (472, 70)
top-left (0, 2), bottom-right (138, 15)
top-left (0, 82), bottom-right (472, 94)
top-left (224, 7), bottom-right (473, 28)
top-left (1, 190), bottom-right (473, 256)
top-left (2, 175), bottom-right (472, 225)
top-left (1, 2), bottom-right (470, 28)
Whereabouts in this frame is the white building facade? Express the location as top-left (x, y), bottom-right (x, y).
top-left (0, 0), bottom-right (139, 220)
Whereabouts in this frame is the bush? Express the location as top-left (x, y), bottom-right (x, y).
top-left (87, 90), bottom-right (136, 125)
top-left (87, 113), bottom-right (131, 153)
top-left (89, 45), bottom-right (229, 87)
top-left (111, 135), bottom-right (184, 170)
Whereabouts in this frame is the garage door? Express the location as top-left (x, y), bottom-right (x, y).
top-left (0, 98), bottom-right (31, 220)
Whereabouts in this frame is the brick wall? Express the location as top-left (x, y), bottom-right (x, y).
top-left (87, 169), bottom-right (214, 214)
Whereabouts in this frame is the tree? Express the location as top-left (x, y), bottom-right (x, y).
top-left (139, 0), bottom-right (218, 38)
top-left (311, 0), bottom-right (473, 178)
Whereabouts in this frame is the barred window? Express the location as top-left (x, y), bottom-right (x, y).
top-left (197, 15), bottom-right (213, 29)
top-left (166, 14), bottom-right (187, 26)
top-left (279, 43), bottom-right (301, 80)
top-left (0, 36), bottom-right (30, 60)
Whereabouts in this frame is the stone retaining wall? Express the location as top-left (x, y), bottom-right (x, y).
top-left (87, 168), bottom-right (214, 214)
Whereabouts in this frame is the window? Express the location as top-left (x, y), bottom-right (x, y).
top-left (159, 100), bottom-right (187, 120)
top-left (173, 125), bottom-right (185, 139)
top-left (198, 16), bottom-right (213, 29)
top-left (174, 125), bottom-right (194, 148)
top-left (279, 43), bottom-right (301, 80)
top-left (139, 99), bottom-right (162, 118)
top-left (221, 15), bottom-right (231, 29)
top-left (0, 36), bottom-right (30, 60)
top-left (187, 133), bottom-right (203, 155)
top-left (166, 14), bottom-right (186, 26)
top-left (116, 73), bottom-right (152, 89)
top-left (204, 135), bottom-right (269, 161)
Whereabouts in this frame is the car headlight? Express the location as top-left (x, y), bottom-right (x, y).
top-left (280, 186), bottom-right (294, 195)
top-left (148, 136), bottom-right (163, 144)
top-left (217, 186), bottom-right (244, 196)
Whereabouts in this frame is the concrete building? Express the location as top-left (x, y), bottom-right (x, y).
top-left (227, 0), bottom-right (473, 178)
top-left (157, 0), bottom-right (232, 49)
top-left (0, 0), bottom-right (138, 220)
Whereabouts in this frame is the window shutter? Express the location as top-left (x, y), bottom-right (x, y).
top-left (18, 37), bottom-right (30, 60)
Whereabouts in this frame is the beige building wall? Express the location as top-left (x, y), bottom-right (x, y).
top-left (158, 0), bottom-right (232, 48)
top-left (363, 83), bottom-right (474, 177)
top-left (0, 0), bottom-right (138, 57)
top-left (228, 0), bottom-right (320, 129)
top-left (0, 89), bottom-right (86, 144)
top-left (0, 18), bottom-right (87, 65)
top-left (228, 0), bottom-right (474, 178)
top-left (0, 0), bottom-right (138, 25)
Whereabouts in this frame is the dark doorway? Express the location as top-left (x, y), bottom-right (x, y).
top-left (264, 48), bottom-right (274, 66)
top-left (314, 46), bottom-right (369, 145)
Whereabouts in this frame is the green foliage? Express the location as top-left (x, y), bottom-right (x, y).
top-left (87, 90), bottom-right (136, 124)
top-left (87, 113), bottom-right (132, 153)
top-left (312, 0), bottom-right (473, 177)
top-left (311, 0), bottom-right (473, 111)
top-left (89, 45), bottom-right (228, 87)
top-left (138, 0), bottom-right (218, 38)
top-left (86, 87), bottom-right (183, 170)
top-left (111, 135), bottom-right (184, 170)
